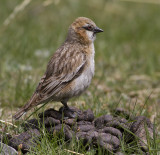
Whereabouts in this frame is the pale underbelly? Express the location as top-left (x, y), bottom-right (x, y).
top-left (53, 67), bottom-right (94, 101)
top-left (70, 67), bottom-right (94, 97)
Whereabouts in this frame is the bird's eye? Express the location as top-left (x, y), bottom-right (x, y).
top-left (87, 26), bottom-right (92, 31)
top-left (83, 25), bottom-right (93, 31)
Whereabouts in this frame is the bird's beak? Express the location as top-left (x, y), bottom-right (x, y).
top-left (94, 27), bottom-right (103, 33)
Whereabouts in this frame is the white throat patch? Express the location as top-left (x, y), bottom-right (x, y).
top-left (86, 31), bottom-right (96, 42)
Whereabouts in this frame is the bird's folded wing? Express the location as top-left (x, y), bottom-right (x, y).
top-left (34, 48), bottom-right (86, 103)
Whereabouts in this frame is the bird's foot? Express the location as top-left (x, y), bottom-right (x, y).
top-left (59, 106), bottom-right (81, 119)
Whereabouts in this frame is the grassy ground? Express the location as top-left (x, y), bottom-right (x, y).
top-left (0, 0), bottom-right (160, 154)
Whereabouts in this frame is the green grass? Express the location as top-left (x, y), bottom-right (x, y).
top-left (0, 0), bottom-right (160, 154)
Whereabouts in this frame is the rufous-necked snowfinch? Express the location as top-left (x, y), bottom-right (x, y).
top-left (13, 17), bottom-right (103, 120)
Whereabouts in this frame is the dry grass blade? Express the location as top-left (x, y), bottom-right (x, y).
top-left (3, 0), bottom-right (32, 26)
top-left (64, 149), bottom-right (84, 155)
top-left (0, 119), bottom-right (17, 128)
top-left (118, 0), bottom-right (160, 4)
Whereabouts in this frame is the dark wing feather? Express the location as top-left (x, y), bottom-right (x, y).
top-left (33, 43), bottom-right (86, 104)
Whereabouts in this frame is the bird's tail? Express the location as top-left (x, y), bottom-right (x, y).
top-left (13, 92), bottom-right (40, 120)
top-left (13, 107), bottom-right (26, 120)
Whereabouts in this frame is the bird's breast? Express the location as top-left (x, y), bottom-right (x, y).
top-left (71, 43), bottom-right (95, 96)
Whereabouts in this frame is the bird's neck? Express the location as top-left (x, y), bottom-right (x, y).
top-left (66, 27), bottom-right (94, 45)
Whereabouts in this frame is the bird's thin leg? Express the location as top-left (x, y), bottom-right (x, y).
top-left (61, 101), bottom-right (70, 110)
top-left (61, 101), bottom-right (76, 118)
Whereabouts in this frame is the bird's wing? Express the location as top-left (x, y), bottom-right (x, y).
top-left (32, 44), bottom-right (86, 105)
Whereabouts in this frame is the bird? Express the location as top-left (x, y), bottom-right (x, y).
top-left (13, 17), bottom-right (103, 120)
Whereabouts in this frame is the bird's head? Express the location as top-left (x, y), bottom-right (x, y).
top-left (66, 17), bottom-right (103, 44)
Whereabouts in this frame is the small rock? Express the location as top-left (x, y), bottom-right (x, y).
top-left (77, 121), bottom-right (92, 125)
top-left (130, 116), bottom-right (153, 132)
top-left (99, 127), bottom-right (122, 139)
top-left (0, 142), bottom-right (18, 155)
top-left (76, 125), bottom-right (95, 132)
top-left (72, 121), bottom-right (93, 131)
top-left (87, 131), bottom-right (99, 140)
top-left (40, 117), bottom-right (60, 127)
top-left (47, 124), bottom-right (74, 141)
top-left (76, 132), bottom-right (92, 145)
top-left (130, 116), bottom-right (154, 152)
top-left (97, 133), bottom-right (120, 151)
top-left (78, 109), bottom-right (94, 122)
top-left (94, 115), bottom-right (114, 129)
top-left (39, 108), bottom-right (62, 120)
top-left (23, 119), bottom-right (40, 130)
top-left (76, 131), bottom-right (99, 145)
top-left (64, 118), bottom-right (76, 126)
top-left (63, 125), bottom-right (75, 141)
top-left (9, 129), bottom-right (41, 153)
top-left (105, 117), bottom-right (129, 131)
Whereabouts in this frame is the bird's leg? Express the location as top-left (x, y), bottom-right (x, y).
top-left (61, 101), bottom-right (70, 110)
top-left (61, 101), bottom-right (76, 118)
